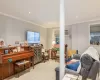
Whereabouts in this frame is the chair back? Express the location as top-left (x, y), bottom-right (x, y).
top-left (80, 54), bottom-right (94, 79)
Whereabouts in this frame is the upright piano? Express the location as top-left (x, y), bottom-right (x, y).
top-left (0, 46), bottom-right (34, 80)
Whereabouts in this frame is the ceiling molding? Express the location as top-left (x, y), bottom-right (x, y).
top-left (0, 12), bottom-right (46, 28)
top-left (66, 18), bottom-right (100, 26)
top-left (1, 12), bottom-right (100, 29)
top-left (49, 18), bottom-right (100, 28)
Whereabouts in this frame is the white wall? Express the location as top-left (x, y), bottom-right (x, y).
top-left (47, 28), bottom-right (59, 49)
top-left (71, 20), bottom-right (100, 53)
top-left (47, 23), bottom-right (90, 53)
top-left (71, 25), bottom-right (78, 50)
top-left (65, 26), bottom-right (72, 49)
top-left (47, 28), bottom-right (53, 49)
top-left (47, 27), bottom-right (72, 49)
top-left (0, 14), bottom-right (47, 48)
top-left (47, 20), bottom-right (100, 52)
top-left (71, 23), bottom-right (90, 53)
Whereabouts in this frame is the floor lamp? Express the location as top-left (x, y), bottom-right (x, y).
top-left (60, 0), bottom-right (65, 80)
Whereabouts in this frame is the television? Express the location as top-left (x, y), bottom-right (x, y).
top-left (27, 31), bottom-right (40, 43)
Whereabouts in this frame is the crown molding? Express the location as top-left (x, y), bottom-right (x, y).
top-left (1, 12), bottom-right (100, 29)
top-left (0, 12), bottom-right (46, 28)
top-left (66, 18), bottom-right (100, 27)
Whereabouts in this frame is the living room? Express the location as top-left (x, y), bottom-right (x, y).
top-left (0, 0), bottom-right (100, 80)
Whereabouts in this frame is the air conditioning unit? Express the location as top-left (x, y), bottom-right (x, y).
top-left (54, 29), bottom-right (71, 38)
top-left (65, 30), bottom-right (71, 39)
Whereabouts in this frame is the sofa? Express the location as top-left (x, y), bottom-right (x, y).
top-left (55, 54), bottom-right (100, 80)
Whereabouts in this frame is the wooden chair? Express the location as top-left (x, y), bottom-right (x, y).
top-left (54, 44), bottom-right (68, 62)
top-left (51, 49), bottom-right (57, 60)
top-left (55, 51), bottom-right (60, 62)
top-left (42, 50), bottom-right (49, 62)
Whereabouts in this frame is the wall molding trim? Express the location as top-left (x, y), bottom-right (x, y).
top-left (1, 12), bottom-right (100, 29)
top-left (0, 12), bottom-right (46, 28)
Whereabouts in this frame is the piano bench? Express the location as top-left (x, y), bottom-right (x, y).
top-left (14, 60), bottom-right (31, 77)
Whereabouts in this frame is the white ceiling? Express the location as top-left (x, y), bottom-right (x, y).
top-left (0, 0), bottom-right (100, 28)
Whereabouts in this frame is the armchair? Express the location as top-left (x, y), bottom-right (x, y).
top-left (55, 54), bottom-right (100, 80)
top-left (42, 49), bottom-right (49, 62)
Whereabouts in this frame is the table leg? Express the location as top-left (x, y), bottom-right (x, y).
top-left (31, 56), bottom-right (34, 69)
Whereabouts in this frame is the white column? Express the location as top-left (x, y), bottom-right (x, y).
top-left (60, 0), bottom-right (65, 80)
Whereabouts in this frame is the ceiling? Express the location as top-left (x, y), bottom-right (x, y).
top-left (0, 0), bottom-right (100, 28)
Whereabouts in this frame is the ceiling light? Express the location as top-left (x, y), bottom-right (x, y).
top-left (76, 16), bottom-right (78, 18)
top-left (29, 12), bottom-right (31, 14)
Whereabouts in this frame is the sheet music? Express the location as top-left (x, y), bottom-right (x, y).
top-left (62, 76), bottom-right (70, 80)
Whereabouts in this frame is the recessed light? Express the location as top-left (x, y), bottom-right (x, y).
top-left (76, 16), bottom-right (78, 18)
top-left (29, 12), bottom-right (31, 14)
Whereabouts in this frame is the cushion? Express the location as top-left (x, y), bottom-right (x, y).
top-left (73, 54), bottom-right (81, 60)
top-left (44, 52), bottom-right (48, 56)
top-left (65, 58), bottom-right (72, 63)
top-left (66, 59), bottom-right (79, 65)
top-left (67, 50), bottom-right (76, 57)
top-left (66, 61), bottom-right (80, 71)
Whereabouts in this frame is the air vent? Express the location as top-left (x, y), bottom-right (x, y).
top-left (54, 29), bottom-right (70, 36)
top-left (65, 30), bottom-right (69, 35)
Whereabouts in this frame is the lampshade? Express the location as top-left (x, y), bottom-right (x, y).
top-left (52, 41), bottom-right (56, 45)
